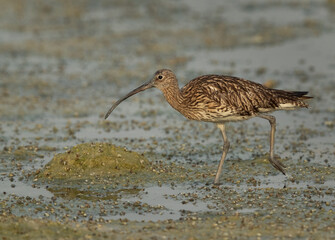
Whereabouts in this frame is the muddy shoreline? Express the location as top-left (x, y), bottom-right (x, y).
top-left (1, 0), bottom-right (335, 239)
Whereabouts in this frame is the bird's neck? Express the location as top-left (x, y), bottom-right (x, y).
top-left (160, 83), bottom-right (184, 111)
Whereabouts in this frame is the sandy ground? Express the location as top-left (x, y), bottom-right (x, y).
top-left (1, 0), bottom-right (335, 239)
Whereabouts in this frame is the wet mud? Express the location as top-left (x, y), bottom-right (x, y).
top-left (1, 0), bottom-right (335, 239)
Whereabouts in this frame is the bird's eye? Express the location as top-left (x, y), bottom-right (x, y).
top-left (158, 75), bottom-right (163, 80)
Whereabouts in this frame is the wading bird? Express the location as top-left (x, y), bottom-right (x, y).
top-left (105, 69), bottom-right (311, 184)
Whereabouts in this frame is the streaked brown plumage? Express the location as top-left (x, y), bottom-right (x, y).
top-left (105, 69), bottom-right (312, 184)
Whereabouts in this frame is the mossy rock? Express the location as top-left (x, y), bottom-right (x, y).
top-left (38, 143), bottom-right (149, 179)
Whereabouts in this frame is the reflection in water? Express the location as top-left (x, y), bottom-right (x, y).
top-left (48, 187), bottom-right (142, 201)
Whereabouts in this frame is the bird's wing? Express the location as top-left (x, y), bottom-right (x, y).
top-left (182, 75), bottom-right (266, 115)
top-left (191, 75), bottom-right (302, 115)
top-left (181, 74), bottom-right (311, 122)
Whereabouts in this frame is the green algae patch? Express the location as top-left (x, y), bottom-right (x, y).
top-left (38, 143), bottom-right (149, 179)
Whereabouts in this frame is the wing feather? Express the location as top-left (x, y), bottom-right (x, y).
top-left (180, 75), bottom-right (310, 121)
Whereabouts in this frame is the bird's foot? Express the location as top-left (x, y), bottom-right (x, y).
top-left (268, 155), bottom-right (286, 175)
top-left (213, 181), bottom-right (221, 186)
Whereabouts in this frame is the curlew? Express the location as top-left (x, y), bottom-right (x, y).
top-left (105, 69), bottom-right (312, 184)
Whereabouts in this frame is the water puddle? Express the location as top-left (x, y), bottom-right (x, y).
top-left (0, 178), bottom-right (53, 199)
top-left (118, 185), bottom-right (211, 221)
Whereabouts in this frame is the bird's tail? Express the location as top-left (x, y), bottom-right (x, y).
top-left (290, 91), bottom-right (313, 100)
top-left (273, 90), bottom-right (312, 109)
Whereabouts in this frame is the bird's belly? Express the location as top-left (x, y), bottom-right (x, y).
top-left (182, 109), bottom-right (254, 123)
top-left (211, 115), bottom-right (254, 122)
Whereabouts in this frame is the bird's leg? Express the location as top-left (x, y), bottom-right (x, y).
top-left (214, 123), bottom-right (230, 185)
top-left (258, 114), bottom-right (286, 175)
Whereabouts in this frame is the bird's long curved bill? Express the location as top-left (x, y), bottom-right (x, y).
top-left (104, 81), bottom-right (153, 119)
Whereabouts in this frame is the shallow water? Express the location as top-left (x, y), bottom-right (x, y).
top-left (0, 0), bottom-right (335, 239)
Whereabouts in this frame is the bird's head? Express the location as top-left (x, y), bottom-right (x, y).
top-left (150, 69), bottom-right (176, 90)
top-left (104, 69), bottom-right (176, 119)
